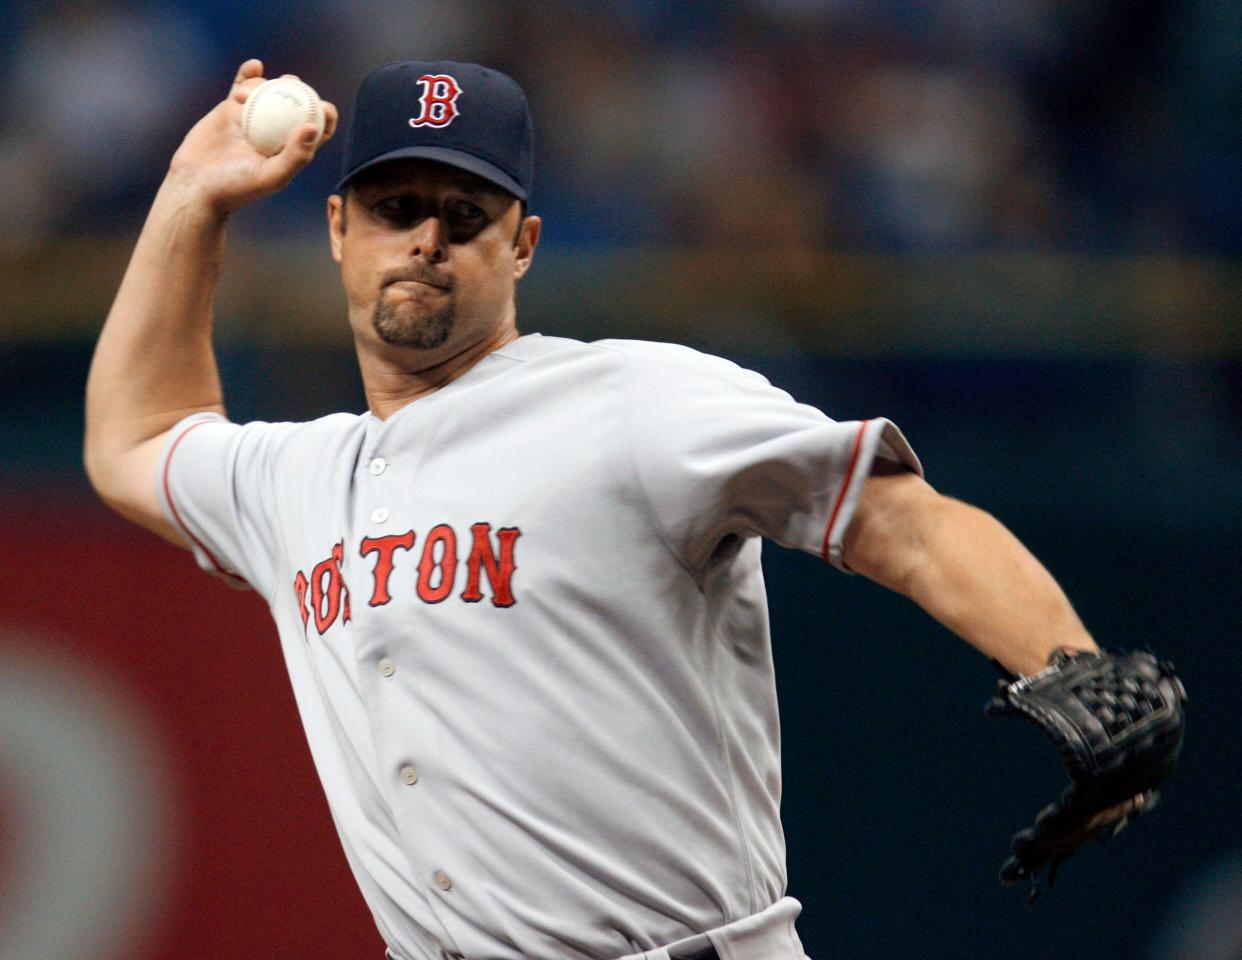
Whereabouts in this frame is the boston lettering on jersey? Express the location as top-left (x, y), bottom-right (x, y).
top-left (293, 522), bottom-right (521, 635)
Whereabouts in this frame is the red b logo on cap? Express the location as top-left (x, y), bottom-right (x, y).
top-left (410, 74), bottom-right (462, 128)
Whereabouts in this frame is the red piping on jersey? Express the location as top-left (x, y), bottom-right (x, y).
top-left (821, 419), bottom-right (870, 563)
top-left (163, 420), bottom-right (248, 586)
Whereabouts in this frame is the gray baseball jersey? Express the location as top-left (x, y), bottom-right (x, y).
top-left (156, 334), bottom-right (921, 960)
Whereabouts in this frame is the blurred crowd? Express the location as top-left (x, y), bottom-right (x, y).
top-left (0, 0), bottom-right (1238, 254)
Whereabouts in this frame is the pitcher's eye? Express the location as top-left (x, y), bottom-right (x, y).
top-left (448, 201), bottom-right (485, 223)
top-left (445, 201), bottom-right (490, 243)
top-left (373, 195), bottom-right (421, 225)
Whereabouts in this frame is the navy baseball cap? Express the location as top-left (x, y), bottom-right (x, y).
top-left (337, 60), bottom-right (534, 201)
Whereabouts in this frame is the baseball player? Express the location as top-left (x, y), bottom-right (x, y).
top-left (84, 59), bottom-right (1185, 959)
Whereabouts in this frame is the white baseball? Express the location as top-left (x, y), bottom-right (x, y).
top-left (242, 76), bottom-right (325, 156)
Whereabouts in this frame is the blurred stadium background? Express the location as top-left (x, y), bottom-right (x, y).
top-left (0, 1), bottom-right (1238, 959)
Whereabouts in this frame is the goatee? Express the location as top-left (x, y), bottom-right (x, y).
top-left (372, 266), bottom-right (457, 349)
top-left (372, 299), bottom-right (455, 349)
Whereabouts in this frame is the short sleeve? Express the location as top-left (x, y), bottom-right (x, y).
top-left (155, 412), bottom-right (292, 599)
top-left (623, 346), bottom-right (922, 573)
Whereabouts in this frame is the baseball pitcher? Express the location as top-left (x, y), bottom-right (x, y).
top-left (84, 58), bottom-right (1186, 960)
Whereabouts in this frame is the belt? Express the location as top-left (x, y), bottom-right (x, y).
top-left (391, 895), bottom-right (802, 960)
top-left (668, 943), bottom-right (720, 960)
top-left (390, 942), bottom-right (723, 960)
top-left (392, 947), bottom-right (723, 960)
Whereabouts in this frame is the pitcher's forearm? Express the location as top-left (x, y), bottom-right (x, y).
top-left (83, 59), bottom-right (337, 533)
top-left (905, 497), bottom-right (1098, 676)
top-left (844, 472), bottom-right (1099, 677)
top-left (85, 174), bottom-right (229, 469)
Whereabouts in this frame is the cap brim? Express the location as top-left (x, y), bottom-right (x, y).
top-left (336, 146), bottom-right (527, 200)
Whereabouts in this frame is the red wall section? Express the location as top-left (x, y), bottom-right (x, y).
top-left (0, 496), bottom-right (385, 960)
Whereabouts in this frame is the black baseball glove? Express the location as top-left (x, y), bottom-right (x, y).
top-left (985, 648), bottom-right (1187, 904)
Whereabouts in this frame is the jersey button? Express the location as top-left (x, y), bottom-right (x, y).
top-left (400, 765), bottom-right (419, 785)
top-left (368, 457), bottom-right (387, 476)
top-left (378, 658), bottom-right (396, 678)
top-left (433, 870), bottom-right (453, 892)
top-left (371, 506), bottom-right (390, 524)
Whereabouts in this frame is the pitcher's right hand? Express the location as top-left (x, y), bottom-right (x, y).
top-left (167, 59), bottom-right (339, 217)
